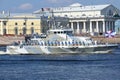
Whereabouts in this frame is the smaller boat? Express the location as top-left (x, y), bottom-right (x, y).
top-left (6, 28), bottom-right (118, 54)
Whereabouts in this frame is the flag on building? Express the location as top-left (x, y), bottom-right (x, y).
top-left (41, 8), bottom-right (50, 11)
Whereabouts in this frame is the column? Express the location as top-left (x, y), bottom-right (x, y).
top-left (71, 22), bottom-right (74, 30)
top-left (112, 21), bottom-right (115, 31)
top-left (103, 21), bottom-right (105, 33)
top-left (90, 21), bottom-right (92, 33)
top-left (109, 21), bottom-right (111, 31)
top-left (96, 21), bottom-right (99, 33)
top-left (83, 22), bottom-right (86, 33)
top-left (106, 21), bottom-right (108, 31)
top-left (77, 22), bottom-right (80, 34)
top-left (113, 21), bottom-right (115, 31)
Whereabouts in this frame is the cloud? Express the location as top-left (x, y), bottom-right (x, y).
top-left (47, 0), bottom-right (72, 4)
top-left (19, 3), bottom-right (33, 10)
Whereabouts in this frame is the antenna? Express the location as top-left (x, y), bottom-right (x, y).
top-left (50, 9), bottom-right (57, 29)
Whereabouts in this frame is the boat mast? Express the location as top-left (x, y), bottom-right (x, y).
top-left (50, 9), bottom-right (57, 29)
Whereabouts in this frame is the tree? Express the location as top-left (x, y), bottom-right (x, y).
top-left (113, 14), bottom-right (120, 17)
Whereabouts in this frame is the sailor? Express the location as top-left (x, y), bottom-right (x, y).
top-left (58, 41), bottom-right (60, 46)
top-left (41, 42), bottom-right (43, 46)
top-left (72, 40), bottom-right (75, 46)
top-left (61, 42), bottom-right (64, 46)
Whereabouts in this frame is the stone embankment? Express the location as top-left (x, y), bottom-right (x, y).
top-left (0, 35), bottom-right (120, 45)
top-left (92, 37), bottom-right (120, 44)
top-left (0, 36), bottom-right (24, 45)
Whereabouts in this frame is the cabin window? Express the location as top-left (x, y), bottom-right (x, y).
top-left (58, 32), bottom-right (60, 34)
top-left (82, 14), bottom-right (86, 16)
top-left (54, 32), bottom-right (57, 34)
top-left (61, 31), bottom-right (63, 34)
top-left (64, 15), bottom-right (68, 17)
top-left (64, 31), bottom-right (66, 34)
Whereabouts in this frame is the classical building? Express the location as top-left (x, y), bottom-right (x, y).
top-left (1, 3), bottom-right (120, 35)
top-left (0, 13), bottom-right (41, 35)
top-left (35, 3), bottom-right (120, 35)
top-left (52, 3), bottom-right (120, 34)
top-left (0, 12), bottom-right (69, 35)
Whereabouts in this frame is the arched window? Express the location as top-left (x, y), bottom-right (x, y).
top-left (14, 27), bottom-right (18, 35)
top-left (22, 27), bottom-right (26, 34)
top-left (64, 15), bottom-right (68, 17)
top-left (107, 10), bottom-right (113, 16)
top-left (82, 14), bottom-right (86, 16)
top-left (31, 27), bottom-right (34, 34)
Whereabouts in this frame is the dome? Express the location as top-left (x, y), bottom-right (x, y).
top-left (69, 3), bottom-right (83, 7)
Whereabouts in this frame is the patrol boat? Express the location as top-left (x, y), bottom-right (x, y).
top-left (6, 28), bottom-right (118, 54)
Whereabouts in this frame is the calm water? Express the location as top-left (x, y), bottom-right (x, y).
top-left (0, 47), bottom-right (120, 80)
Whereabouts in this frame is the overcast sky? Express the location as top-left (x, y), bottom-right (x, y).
top-left (0, 0), bottom-right (120, 13)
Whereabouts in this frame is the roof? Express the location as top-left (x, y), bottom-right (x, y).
top-left (82, 4), bottom-right (111, 11)
top-left (0, 13), bottom-right (40, 18)
top-left (53, 4), bottom-right (111, 12)
top-left (33, 4), bottom-right (112, 13)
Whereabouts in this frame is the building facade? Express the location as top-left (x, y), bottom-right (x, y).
top-left (1, 3), bottom-right (120, 35)
top-left (0, 13), bottom-right (41, 35)
top-left (50, 3), bottom-right (120, 35)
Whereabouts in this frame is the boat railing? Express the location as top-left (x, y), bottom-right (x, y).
top-left (22, 40), bottom-right (95, 47)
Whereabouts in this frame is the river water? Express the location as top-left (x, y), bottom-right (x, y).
top-left (0, 46), bottom-right (120, 80)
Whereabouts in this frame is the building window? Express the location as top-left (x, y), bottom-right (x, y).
top-left (14, 27), bottom-right (18, 35)
top-left (23, 22), bottom-right (26, 26)
top-left (3, 22), bottom-right (6, 26)
top-left (70, 15), bottom-right (73, 17)
top-left (31, 27), bottom-right (34, 34)
top-left (15, 22), bottom-right (18, 25)
top-left (31, 22), bottom-right (34, 25)
top-left (22, 27), bottom-right (26, 34)
top-left (64, 15), bottom-right (68, 17)
top-left (3, 28), bottom-right (6, 35)
top-left (82, 14), bottom-right (86, 16)
top-left (107, 10), bottom-right (113, 16)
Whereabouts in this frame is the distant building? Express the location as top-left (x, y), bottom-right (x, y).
top-left (1, 3), bottom-right (120, 36)
top-left (0, 12), bottom-right (69, 35)
top-left (35, 3), bottom-right (120, 35)
top-left (0, 13), bottom-right (41, 35)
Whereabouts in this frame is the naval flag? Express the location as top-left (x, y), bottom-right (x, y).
top-left (105, 30), bottom-right (116, 38)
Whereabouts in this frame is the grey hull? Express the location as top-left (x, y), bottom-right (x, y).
top-left (21, 45), bottom-right (117, 54)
